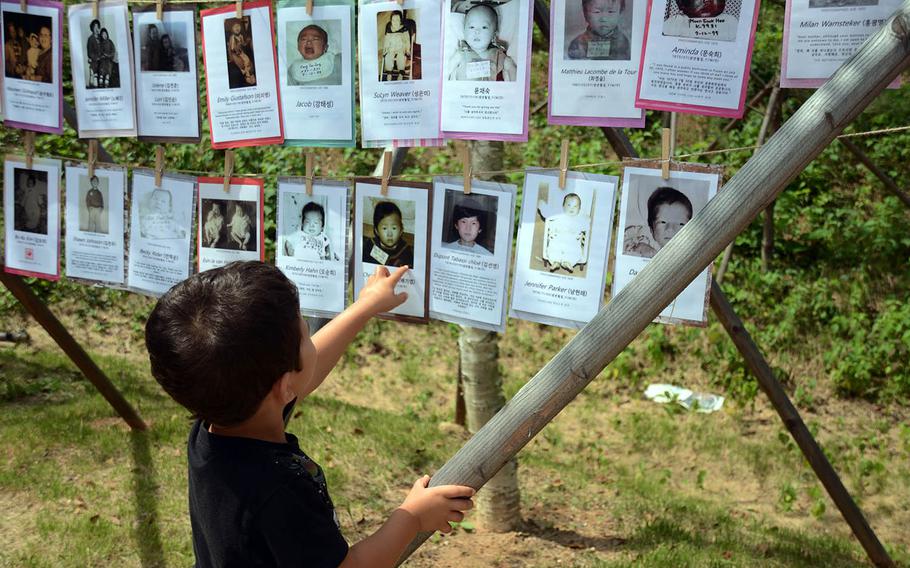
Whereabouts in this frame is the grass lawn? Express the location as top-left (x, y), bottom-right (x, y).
top-left (1, 300), bottom-right (909, 567)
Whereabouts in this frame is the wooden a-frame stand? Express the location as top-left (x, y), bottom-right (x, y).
top-left (1, 103), bottom-right (147, 431)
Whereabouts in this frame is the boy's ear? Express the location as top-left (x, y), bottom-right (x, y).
top-left (273, 373), bottom-right (296, 404)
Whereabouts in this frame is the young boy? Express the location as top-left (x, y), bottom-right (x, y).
top-left (567, 0), bottom-right (631, 61)
top-left (443, 199), bottom-right (492, 255)
top-left (145, 261), bottom-right (474, 567)
top-left (362, 200), bottom-right (415, 268)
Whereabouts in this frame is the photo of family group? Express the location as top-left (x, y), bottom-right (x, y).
top-left (81, 15), bottom-right (121, 88)
top-left (136, 186), bottom-right (189, 240)
top-left (3, 11), bottom-right (54, 83)
top-left (279, 193), bottom-right (340, 261)
top-left (377, 9), bottom-right (420, 81)
top-left (200, 199), bottom-right (258, 251)
top-left (77, 174), bottom-right (110, 234)
top-left (224, 16), bottom-right (256, 88)
top-left (446, 0), bottom-right (520, 81)
top-left (12, 168), bottom-right (48, 234)
top-left (360, 196), bottom-right (417, 269)
top-left (439, 189), bottom-right (498, 256)
top-left (621, 174), bottom-right (710, 259)
top-left (139, 22), bottom-right (190, 72)
top-left (285, 19), bottom-right (343, 86)
top-left (529, 181), bottom-right (596, 278)
top-left (662, 0), bottom-right (740, 42)
top-left (563, 0), bottom-right (633, 61)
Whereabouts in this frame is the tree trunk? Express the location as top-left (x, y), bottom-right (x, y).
top-left (457, 140), bottom-right (520, 531)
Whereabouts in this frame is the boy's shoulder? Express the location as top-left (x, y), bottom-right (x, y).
top-left (187, 421), bottom-right (349, 567)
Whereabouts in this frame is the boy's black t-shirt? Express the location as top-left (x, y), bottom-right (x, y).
top-left (187, 420), bottom-right (349, 567)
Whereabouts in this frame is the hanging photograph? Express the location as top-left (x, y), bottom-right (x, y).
top-left (276, 178), bottom-right (349, 317)
top-left (3, 156), bottom-right (61, 280)
top-left (67, 0), bottom-right (136, 137)
top-left (429, 177), bottom-right (515, 331)
top-left (277, 0), bottom-right (355, 146)
top-left (440, 0), bottom-right (533, 141)
top-left (1, 0), bottom-right (64, 133)
top-left (132, 6), bottom-right (201, 142)
top-left (127, 170), bottom-right (195, 296)
top-left (781, 0), bottom-right (902, 88)
top-left (612, 165), bottom-right (719, 326)
top-left (353, 179), bottom-right (430, 322)
top-left (509, 170), bottom-right (618, 329)
top-left (64, 163), bottom-right (127, 285)
top-left (201, 0), bottom-right (284, 148)
top-left (548, 0), bottom-right (646, 127)
top-left (197, 177), bottom-right (265, 271)
top-left (635, 0), bottom-right (760, 118)
top-left (358, 0), bottom-right (443, 147)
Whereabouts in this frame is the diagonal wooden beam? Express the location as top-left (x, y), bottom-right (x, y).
top-left (397, 2), bottom-right (910, 565)
top-left (839, 137), bottom-right (910, 209)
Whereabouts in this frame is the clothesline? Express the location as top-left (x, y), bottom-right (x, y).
top-left (8, 124), bottom-right (910, 180)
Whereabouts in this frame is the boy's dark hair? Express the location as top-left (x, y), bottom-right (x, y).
top-left (372, 200), bottom-right (403, 229)
top-left (145, 261), bottom-right (303, 426)
top-left (301, 201), bottom-right (325, 226)
top-left (647, 187), bottom-right (693, 232)
top-left (452, 199), bottom-right (485, 230)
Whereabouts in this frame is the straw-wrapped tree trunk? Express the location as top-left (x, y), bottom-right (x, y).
top-left (457, 140), bottom-right (520, 531)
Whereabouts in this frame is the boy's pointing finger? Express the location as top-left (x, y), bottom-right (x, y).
top-left (388, 264), bottom-right (410, 286)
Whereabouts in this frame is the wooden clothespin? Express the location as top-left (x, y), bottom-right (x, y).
top-left (24, 131), bottom-right (35, 169)
top-left (558, 140), bottom-right (569, 189)
top-left (304, 152), bottom-right (314, 196)
top-left (20, 0), bottom-right (27, 14)
top-left (396, 0), bottom-right (403, 5)
top-left (223, 150), bottom-right (235, 193)
top-left (462, 146), bottom-right (472, 194)
top-left (87, 139), bottom-right (98, 178)
top-left (154, 146), bottom-right (165, 188)
top-left (380, 151), bottom-right (392, 196)
top-left (661, 127), bottom-right (671, 180)
top-left (92, 0), bottom-right (99, 20)
top-left (305, 0), bottom-right (313, 16)
top-left (156, 0), bottom-right (164, 21)
top-left (235, 0), bottom-right (243, 19)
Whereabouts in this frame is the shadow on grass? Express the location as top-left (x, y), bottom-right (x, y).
top-left (521, 518), bottom-right (626, 552)
top-left (131, 431), bottom-right (167, 568)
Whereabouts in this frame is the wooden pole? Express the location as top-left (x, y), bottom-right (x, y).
top-left (397, 2), bottom-right (910, 562)
top-left (718, 84), bottom-right (782, 283)
top-left (839, 137), bottom-right (910, 209)
top-left (0, 270), bottom-right (148, 431)
top-left (709, 281), bottom-right (893, 567)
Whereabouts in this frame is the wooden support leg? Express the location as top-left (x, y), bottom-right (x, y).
top-left (709, 281), bottom-right (893, 567)
top-left (839, 137), bottom-right (910, 209)
top-left (0, 270), bottom-right (147, 431)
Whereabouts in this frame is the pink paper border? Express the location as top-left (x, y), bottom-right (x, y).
top-left (1, 0), bottom-right (64, 134)
top-left (200, 0), bottom-right (285, 149)
top-left (634, 0), bottom-right (762, 119)
top-left (780, 0), bottom-right (900, 89)
top-left (195, 176), bottom-right (266, 272)
top-left (441, 0), bottom-right (533, 142)
top-left (545, 0), bottom-right (646, 128)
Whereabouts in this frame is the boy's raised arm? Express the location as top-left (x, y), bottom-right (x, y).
top-left (302, 265), bottom-right (409, 397)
